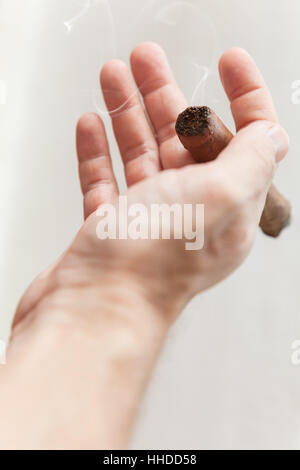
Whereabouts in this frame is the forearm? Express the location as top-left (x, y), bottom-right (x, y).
top-left (0, 282), bottom-right (170, 449)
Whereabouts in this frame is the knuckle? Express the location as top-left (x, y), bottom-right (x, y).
top-left (123, 142), bottom-right (157, 163)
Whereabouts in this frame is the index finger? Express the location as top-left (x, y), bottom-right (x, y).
top-left (219, 48), bottom-right (278, 131)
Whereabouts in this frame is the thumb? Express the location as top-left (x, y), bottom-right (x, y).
top-left (216, 120), bottom-right (289, 202)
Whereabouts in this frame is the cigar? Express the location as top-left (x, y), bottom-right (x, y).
top-left (175, 106), bottom-right (291, 238)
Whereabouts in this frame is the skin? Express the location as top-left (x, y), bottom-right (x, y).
top-left (0, 43), bottom-right (289, 449)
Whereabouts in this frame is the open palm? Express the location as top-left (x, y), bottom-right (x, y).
top-left (13, 42), bottom-right (288, 329)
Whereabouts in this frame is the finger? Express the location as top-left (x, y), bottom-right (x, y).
top-left (219, 48), bottom-right (278, 131)
top-left (130, 42), bottom-right (193, 169)
top-left (130, 42), bottom-right (186, 145)
top-left (76, 113), bottom-right (119, 219)
top-left (100, 60), bottom-right (160, 187)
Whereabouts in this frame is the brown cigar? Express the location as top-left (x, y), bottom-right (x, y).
top-left (176, 106), bottom-right (291, 238)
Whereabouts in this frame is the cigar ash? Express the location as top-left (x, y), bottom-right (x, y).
top-left (175, 106), bottom-right (212, 137)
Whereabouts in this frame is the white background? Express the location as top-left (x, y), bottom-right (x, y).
top-left (0, 0), bottom-right (300, 450)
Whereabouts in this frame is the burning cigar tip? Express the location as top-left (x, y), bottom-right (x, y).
top-left (175, 105), bottom-right (292, 238)
top-left (175, 106), bottom-right (233, 163)
top-left (175, 106), bottom-right (213, 137)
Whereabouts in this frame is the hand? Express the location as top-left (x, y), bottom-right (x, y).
top-left (0, 43), bottom-right (288, 449)
top-left (14, 43), bottom-right (289, 326)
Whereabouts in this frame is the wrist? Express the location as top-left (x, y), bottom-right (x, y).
top-left (13, 252), bottom-right (172, 355)
top-left (47, 276), bottom-right (171, 347)
top-left (53, 243), bottom-right (180, 334)
top-left (7, 261), bottom-right (171, 449)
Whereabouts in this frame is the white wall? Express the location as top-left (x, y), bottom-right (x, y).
top-left (0, 0), bottom-right (300, 449)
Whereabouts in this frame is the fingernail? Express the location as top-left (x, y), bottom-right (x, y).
top-left (268, 125), bottom-right (289, 163)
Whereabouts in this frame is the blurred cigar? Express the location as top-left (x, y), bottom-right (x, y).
top-left (175, 106), bottom-right (291, 238)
